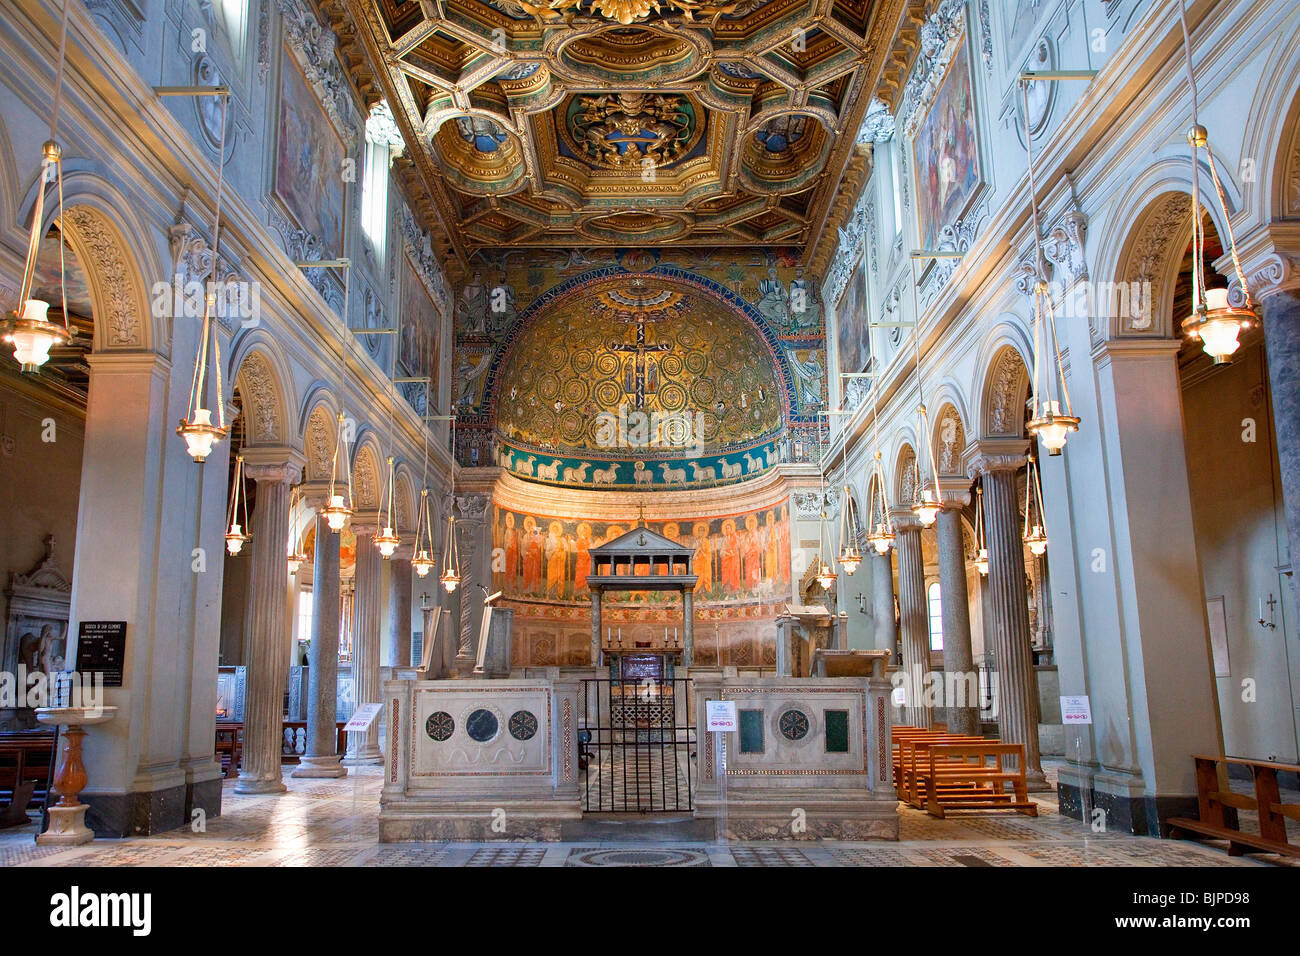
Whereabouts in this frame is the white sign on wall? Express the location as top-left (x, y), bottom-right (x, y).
top-left (1060, 695), bottom-right (1092, 725)
top-left (345, 702), bottom-right (383, 732)
top-left (705, 699), bottom-right (737, 732)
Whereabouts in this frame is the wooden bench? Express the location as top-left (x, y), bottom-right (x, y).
top-left (1166, 755), bottom-right (1300, 858)
top-left (917, 743), bottom-right (1038, 818)
top-left (897, 734), bottom-right (988, 807)
top-left (0, 731), bottom-right (56, 823)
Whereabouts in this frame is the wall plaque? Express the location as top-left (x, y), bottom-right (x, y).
top-left (74, 621), bottom-right (127, 687)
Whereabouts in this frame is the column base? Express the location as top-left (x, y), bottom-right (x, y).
top-left (342, 747), bottom-right (384, 766)
top-left (233, 773), bottom-right (288, 795)
top-left (1026, 768), bottom-right (1051, 792)
top-left (37, 804), bottom-right (94, 845)
top-left (291, 755), bottom-right (347, 778)
top-left (453, 655), bottom-right (476, 677)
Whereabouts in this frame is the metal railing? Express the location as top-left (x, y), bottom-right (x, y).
top-left (578, 678), bottom-right (696, 813)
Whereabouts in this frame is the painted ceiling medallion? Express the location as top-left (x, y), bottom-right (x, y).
top-left (518, 0), bottom-right (739, 26)
top-left (565, 93), bottom-right (697, 170)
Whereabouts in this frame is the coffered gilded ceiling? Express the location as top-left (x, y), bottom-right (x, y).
top-left (342, 0), bottom-right (907, 267)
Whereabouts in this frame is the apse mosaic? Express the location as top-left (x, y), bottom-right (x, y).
top-left (451, 249), bottom-right (828, 479)
top-left (491, 502), bottom-right (791, 606)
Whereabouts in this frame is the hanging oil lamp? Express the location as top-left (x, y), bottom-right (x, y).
top-left (972, 483), bottom-right (989, 575)
top-left (225, 454), bottom-right (251, 555)
top-left (374, 455), bottom-right (401, 558)
top-left (1023, 453), bottom-right (1048, 557)
top-left (1, 0), bottom-right (74, 374)
top-left (837, 482), bottom-right (862, 575)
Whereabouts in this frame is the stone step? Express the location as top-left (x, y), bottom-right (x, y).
top-left (561, 814), bottom-right (717, 843)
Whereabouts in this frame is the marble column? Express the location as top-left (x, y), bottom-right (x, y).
top-left (1263, 288), bottom-right (1300, 614)
top-left (294, 508), bottom-right (345, 778)
top-left (894, 521), bottom-right (931, 729)
top-left (590, 590), bottom-right (602, 666)
top-left (974, 456), bottom-right (1046, 789)
top-left (871, 548), bottom-right (897, 655)
top-left (936, 500), bottom-right (978, 735)
top-left (344, 523), bottom-right (383, 765)
top-left (386, 551), bottom-right (413, 668)
top-left (682, 587), bottom-right (694, 667)
top-left (235, 457), bottom-right (301, 794)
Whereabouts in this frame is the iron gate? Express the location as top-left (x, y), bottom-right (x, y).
top-left (578, 678), bottom-right (696, 812)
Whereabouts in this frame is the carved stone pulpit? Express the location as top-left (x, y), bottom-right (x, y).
top-left (775, 605), bottom-right (845, 678)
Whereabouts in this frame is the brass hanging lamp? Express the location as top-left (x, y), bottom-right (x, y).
top-left (0, 0), bottom-right (74, 373)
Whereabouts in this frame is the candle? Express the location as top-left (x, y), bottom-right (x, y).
top-left (1259, 598), bottom-right (1264, 620)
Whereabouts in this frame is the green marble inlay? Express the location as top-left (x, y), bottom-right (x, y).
top-left (738, 709), bottom-right (764, 754)
top-left (824, 709), bottom-right (850, 753)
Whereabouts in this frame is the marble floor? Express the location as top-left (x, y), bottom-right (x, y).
top-left (0, 767), bottom-right (1293, 867)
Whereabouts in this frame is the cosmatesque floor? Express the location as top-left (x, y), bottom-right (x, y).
top-left (1, 766), bottom-right (1294, 867)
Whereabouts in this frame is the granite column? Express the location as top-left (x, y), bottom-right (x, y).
top-left (975, 456), bottom-right (1046, 789)
top-left (936, 500), bottom-right (978, 735)
top-left (1263, 288), bottom-right (1300, 613)
top-left (871, 548), bottom-right (897, 656)
top-left (294, 507), bottom-right (345, 777)
top-left (344, 523), bottom-right (383, 765)
top-left (235, 456), bottom-right (301, 794)
top-left (894, 521), bottom-right (931, 729)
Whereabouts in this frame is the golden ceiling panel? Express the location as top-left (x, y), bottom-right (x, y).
top-left (343, 0), bottom-right (908, 265)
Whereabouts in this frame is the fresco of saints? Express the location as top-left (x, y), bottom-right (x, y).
top-left (743, 513), bottom-right (763, 593)
top-left (545, 521), bottom-right (569, 598)
top-left (521, 516), bottom-right (544, 594)
top-left (764, 510), bottom-right (779, 585)
top-left (659, 521), bottom-right (680, 574)
top-left (500, 512), bottom-right (520, 593)
top-left (574, 522), bottom-right (593, 594)
top-left (777, 503), bottom-right (791, 584)
top-left (720, 518), bottom-right (741, 594)
top-left (691, 520), bottom-right (713, 596)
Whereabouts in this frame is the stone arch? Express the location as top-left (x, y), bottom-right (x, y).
top-left (1272, 90), bottom-right (1300, 222)
top-left (892, 440), bottom-right (917, 510)
top-left (393, 465), bottom-right (417, 532)
top-left (350, 436), bottom-right (384, 513)
top-left (975, 340), bottom-right (1031, 440)
top-left (1094, 152), bottom-right (1241, 341)
top-left (1236, 7), bottom-right (1300, 225)
top-left (300, 394), bottom-right (340, 483)
top-left (230, 340), bottom-right (293, 447)
top-left (55, 200), bottom-right (156, 353)
top-left (0, 109), bottom-right (21, 248)
top-left (930, 400), bottom-right (968, 477)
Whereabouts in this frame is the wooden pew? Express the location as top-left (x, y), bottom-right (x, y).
top-left (917, 743), bottom-right (1038, 818)
top-left (0, 731), bottom-right (56, 820)
top-left (897, 734), bottom-right (988, 808)
top-left (1166, 755), bottom-right (1300, 858)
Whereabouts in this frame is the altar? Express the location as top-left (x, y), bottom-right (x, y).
top-left (587, 525), bottom-right (698, 666)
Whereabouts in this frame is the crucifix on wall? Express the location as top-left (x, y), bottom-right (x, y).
top-left (609, 315), bottom-right (671, 410)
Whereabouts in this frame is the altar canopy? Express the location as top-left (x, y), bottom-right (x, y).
top-left (587, 525), bottom-right (698, 666)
